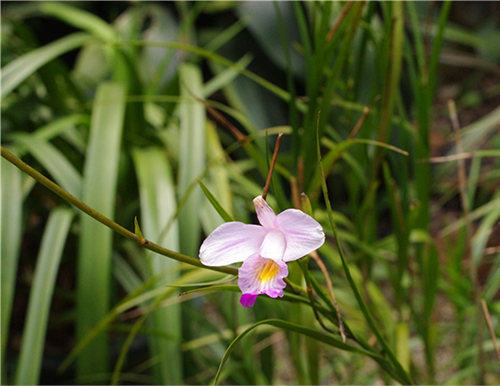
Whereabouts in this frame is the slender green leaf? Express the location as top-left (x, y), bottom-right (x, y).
top-left (1, 157), bottom-right (23, 383)
top-left (15, 208), bottom-right (74, 385)
top-left (1, 32), bottom-right (92, 98)
top-left (198, 179), bottom-right (233, 223)
top-left (203, 53), bottom-right (253, 98)
top-left (132, 147), bottom-right (182, 384)
top-left (76, 82), bottom-right (126, 380)
top-left (32, 115), bottom-right (89, 154)
top-left (113, 254), bottom-right (143, 294)
top-left (177, 63), bottom-right (206, 257)
top-left (13, 134), bottom-right (82, 197)
top-left (471, 198), bottom-right (500, 268)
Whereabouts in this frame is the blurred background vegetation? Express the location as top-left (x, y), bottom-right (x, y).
top-left (1, 1), bottom-right (499, 385)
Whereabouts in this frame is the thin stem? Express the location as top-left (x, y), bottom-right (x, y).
top-left (348, 95), bottom-right (381, 140)
top-left (262, 132), bottom-right (283, 200)
top-left (481, 299), bottom-right (500, 365)
top-left (183, 83), bottom-right (248, 144)
top-left (0, 146), bottom-right (237, 276)
top-left (326, 1), bottom-right (354, 43)
top-left (310, 251), bottom-right (346, 343)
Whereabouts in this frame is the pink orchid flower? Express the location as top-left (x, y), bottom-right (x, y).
top-left (199, 195), bottom-right (325, 307)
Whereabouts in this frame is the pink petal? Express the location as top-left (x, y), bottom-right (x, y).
top-left (199, 222), bottom-right (267, 266)
top-left (240, 293), bottom-right (258, 308)
top-left (259, 229), bottom-right (286, 261)
top-left (253, 195), bottom-right (276, 228)
top-left (238, 254), bottom-right (288, 299)
top-left (275, 209), bottom-right (325, 262)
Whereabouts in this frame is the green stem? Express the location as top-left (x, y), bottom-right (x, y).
top-left (0, 146), bottom-right (237, 276)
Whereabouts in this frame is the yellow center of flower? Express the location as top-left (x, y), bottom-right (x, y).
top-left (258, 259), bottom-right (280, 283)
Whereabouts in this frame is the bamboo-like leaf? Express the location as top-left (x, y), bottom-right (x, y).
top-left (177, 63), bottom-right (206, 257)
top-left (1, 32), bottom-right (92, 98)
top-left (13, 134), bottom-right (82, 197)
top-left (1, 157), bottom-right (23, 383)
top-left (373, 1), bottom-right (403, 168)
top-left (132, 147), bottom-right (182, 385)
top-left (76, 82), bottom-right (126, 380)
top-left (15, 208), bottom-right (74, 385)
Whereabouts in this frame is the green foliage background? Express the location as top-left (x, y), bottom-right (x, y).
top-left (1, 1), bottom-right (500, 385)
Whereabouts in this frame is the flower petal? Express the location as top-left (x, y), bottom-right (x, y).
top-left (275, 209), bottom-right (325, 262)
top-left (238, 254), bottom-right (288, 299)
top-left (199, 222), bottom-right (267, 266)
top-left (240, 293), bottom-right (258, 308)
top-left (253, 195), bottom-right (276, 228)
top-left (260, 229), bottom-right (286, 261)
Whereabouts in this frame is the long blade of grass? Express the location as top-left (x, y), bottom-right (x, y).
top-left (428, 0), bottom-right (452, 101)
top-left (14, 208), bottom-right (74, 385)
top-left (132, 147), bottom-right (182, 385)
top-left (203, 53), bottom-right (253, 98)
top-left (26, 114), bottom-right (90, 150)
top-left (273, 2), bottom-right (300, 166)
top-left (1, 32), bottom-right (92, 98)
top-left (471, 199), bottom-right (500, 269)
top-left (198, 179), bottom-right (233, 223)
top-left (1, 157), bottom-right (23, 383)
top-left (382, 163), bottom-right (409, 307)
top-left (76, 82), bottom-right (126, 380)
top-left (373, 1), bottom-right (403, 172)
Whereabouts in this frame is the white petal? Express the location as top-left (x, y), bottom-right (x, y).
top-left (253, 195), bottom-right (276, 228)
top-left (275, 209), bottom-right (325, 262)
top-left (238, 254), bottom-right (288, 298)
top-left (259, 229), bottom-right (286, 261)
top-left (199, 222), bottom-right (267, 266)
